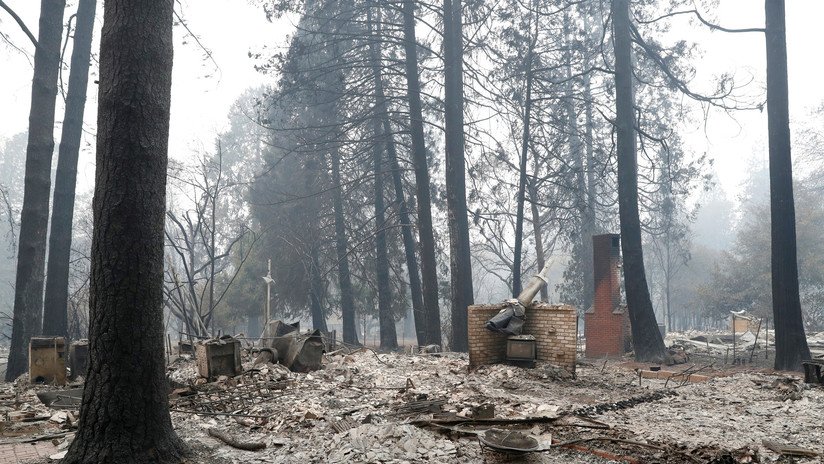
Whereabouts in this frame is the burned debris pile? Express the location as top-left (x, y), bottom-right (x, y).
top-left (164, 340), bottom-right (821, 463)
top-left (1, 327), bottom-right (822, 463)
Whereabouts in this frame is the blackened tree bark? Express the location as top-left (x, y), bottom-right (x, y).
top-left (369, 0), bottom-right (425, 345)
top-left (309, 245), bottom-right (329, 333)
top-left (368, 3), bottom-right (398, 351)
top-left (385, 122), bottom-right (426, 346)
top-left (443, 0), bottom-right (473, 352)
top-left (63, 0), bottom-right (186, 461)
top-left (612, 0), bottom-right (667, 363)
top-left (402, 0), bottom-right (442, 346)
top-left (765, 0), bottom-right (811, 371)
top-left (330, 148), bottom-right (360, 345)
top-left (43, 0), bottom-right (97, 339)
top-left (373, 127), bottom-right (398, 350)
top-left (5, 0), bottom-right (67, 381)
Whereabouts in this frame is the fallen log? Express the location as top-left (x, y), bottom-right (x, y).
top-left (207, 428), bottom-right (266, 451)
top-left (639, 369), bottom-right (709, 383)
top-left (762, 439), bottom-right (819, 458)
top-left (411, 413), bottom-right (609, 429)
top-left (411, 415), bottom-right (559, 427)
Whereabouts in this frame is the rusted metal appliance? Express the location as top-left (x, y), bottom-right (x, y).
top-left (29, 336), bottom-right (67, 385)
top-left (196, 336), bottom-right (242, 380)
top-left (506, 335), bottom-right (537, 367)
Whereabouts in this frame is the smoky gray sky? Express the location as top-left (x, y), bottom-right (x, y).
top-left (0, 0), bottom-right (822, 201)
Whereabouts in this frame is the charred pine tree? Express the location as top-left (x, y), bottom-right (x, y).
top-left (369, 0), bottom-right (426, 346)
top-left (372, 128), bottom-right (398, 350)
top-left (43, 0), bottom-right (97, 339)
top-left (765, 0), bottom-right (811, 371)
top-left (612, 0), bottom-right (667, 363)
top-left (368, 3), bottom-right (398, 350)
top-left (443, 0), bottom-right (473, 352)
top-left (309, 245), bottom-right (329, 333)
top-left (402, 0), bottom-right (442, 346)
top-left (5, 0), bottom-right (67, 381)
top-left (330, 147), bottom-right (360, 345)
top-left (63, 0), bottom-right (186, 461)
top-left (385, 122), bottom-right (426, 346)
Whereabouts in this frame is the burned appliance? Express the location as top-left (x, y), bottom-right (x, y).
top-left (506, 335), bottom-right (537, 367)
top-left (29, 337), bottom-right (67, 385)
top-left (196, 336), bottom-right (242, 380)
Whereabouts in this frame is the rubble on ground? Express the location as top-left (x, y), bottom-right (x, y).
top-left (166, 346), bottom-right (822, 463)
top-left (1, 338), bottom-right (822, 463)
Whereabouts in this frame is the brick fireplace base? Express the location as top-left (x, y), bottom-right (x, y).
top-left (467, 303), bottom-right (577, 374)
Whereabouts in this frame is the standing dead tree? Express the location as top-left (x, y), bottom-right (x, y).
top-left (765, 0), bottom-right (811, 371)
top-left (613, 0), bottom-right (668, 362)
top-left (43, 0), bottom-right (98, 339)
top-left (164, 148), bottom-right (256, 338)
top-left (444, 0), bottom-right (474, 352)
top-left (6, 0), bottom-right (67, 381)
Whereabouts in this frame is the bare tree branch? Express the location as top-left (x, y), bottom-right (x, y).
top-left (0, 0), bottom-right (37, 48)
top-left (636, 9), bottom-right (765, 34)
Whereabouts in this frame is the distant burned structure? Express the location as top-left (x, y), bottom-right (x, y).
top-left (585, 234), bottom-right (631, 357)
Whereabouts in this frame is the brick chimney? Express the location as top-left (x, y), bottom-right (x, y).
top-left (585, 234), bottom-right (630, 357)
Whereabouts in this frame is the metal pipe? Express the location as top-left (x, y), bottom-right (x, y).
top-left (516, 263), bottom-right (550, 307)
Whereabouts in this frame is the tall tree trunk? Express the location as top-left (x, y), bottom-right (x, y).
top-left (565, 10), bottom-right (595, 313)
top-left (582, 8), bottom-right (598, 310)
top-left (443, 0), bottom-right (473, 352)
top-left (63, 0), bottom-right (186, 460)
top-left (512, 46), bottom-right (533, 298)
top-left (206, 146), bottom-right (222, 330)
top-left (513, 2), bottom-right (539, 298)
top-left (369, 0), bottom-right (425, 345)
top-left (5, 0), bottom-right (67, 381)
top-left (309, 245), bottom-right (329, 333)
top-left (402, 0), bottom-right (441, 346)
top-left (330, 149), bottom-right (360, 345)
top-left (368, 3), bottom-right (398, 351)
top-left (765, 0), bottom-right (810, 371)
top-left (526, 167), bottom-right (547, 301)
top-left (372, 127), bottom-right (398, 350)
top-left (43, 0), bottom-right (97, 339)
top-left (612, 0), bottom-right (667, 363)
top-left (384, 119), bottom-right (426, 346)
top-left (665, 238), bottom-right (671, 331)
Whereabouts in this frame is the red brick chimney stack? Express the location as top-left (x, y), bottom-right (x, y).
top-left (585, 234), bottom-right (630, 357)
